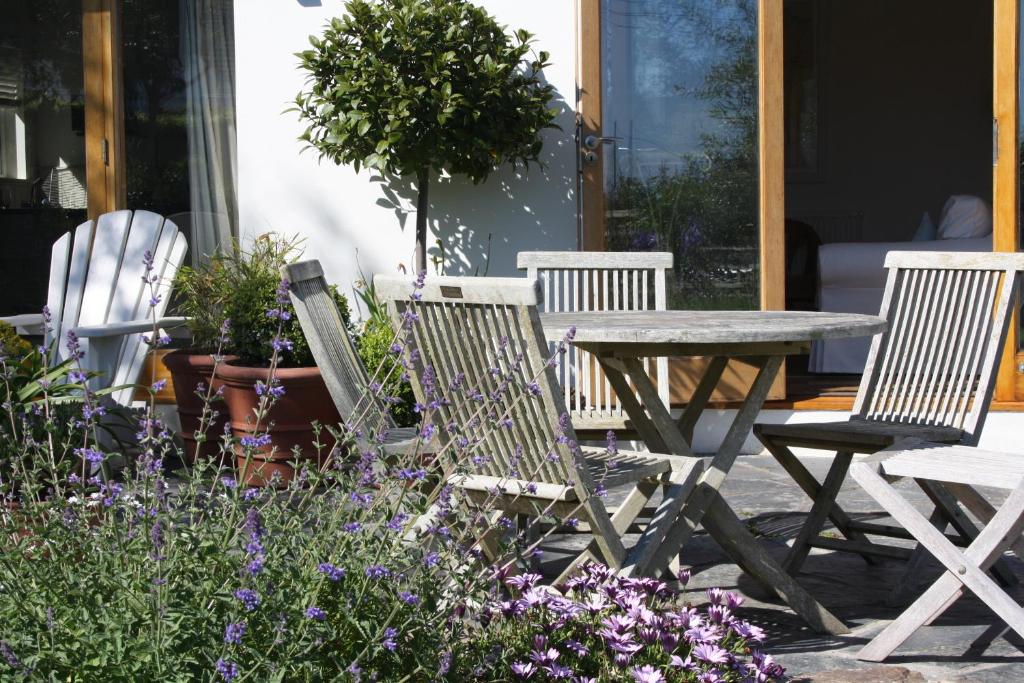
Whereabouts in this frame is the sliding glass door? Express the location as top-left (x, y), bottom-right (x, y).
top-left (0, 3), bottom-right (89, 314)
top-left (579, 0), bottom-right (784, 401)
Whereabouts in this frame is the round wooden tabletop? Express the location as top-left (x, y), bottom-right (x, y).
top-left (540, 310), bottom-right (886, 345)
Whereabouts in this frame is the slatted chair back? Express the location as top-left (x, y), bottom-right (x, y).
top-left (49, 210), bottom-right (187, 407)
top-left (855, 251), bottom-right (1024, 445)
top-left (283, 260), bottom-right (394, 435)
top-left (375, 274), bottom-right (604, 500)
top-left (517, 251), bottom-right (673, 431)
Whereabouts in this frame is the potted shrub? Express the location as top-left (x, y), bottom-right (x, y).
top-left (213, 235), bottom-right (351, 486)
top-left (164, 253), bottom-right (236, 463)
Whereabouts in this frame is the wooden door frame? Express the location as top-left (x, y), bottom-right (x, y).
top-left (82, 0), bottom-right (126, 219)
top-left (577, 0), bottom-right (787, 402)
top-left (994, 0), bottom-right (1022, 403)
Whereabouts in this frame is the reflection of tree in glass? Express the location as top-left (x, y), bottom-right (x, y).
top-left (2, 2), bottom-right (84, 109)
top-left (122, 0), bottom-right (189, 216)
top-left (605, 0), bottom-right (758, 310)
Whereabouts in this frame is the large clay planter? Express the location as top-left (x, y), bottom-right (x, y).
top-left (162, 350), bottom-right (236, 464)
top-left (216, 362), bottom-right (340, 486)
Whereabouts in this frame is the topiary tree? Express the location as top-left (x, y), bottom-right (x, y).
top-left (295, 0), bottom-right (558, 273)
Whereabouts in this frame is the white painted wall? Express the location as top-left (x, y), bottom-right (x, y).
top-left (234, 0), bottom-right (579, 308)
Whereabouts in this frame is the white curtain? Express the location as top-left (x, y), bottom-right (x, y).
top-left (181, 0), bottom-right (237, 266)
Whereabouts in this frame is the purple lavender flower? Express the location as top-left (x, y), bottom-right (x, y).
top-left (399, 591), bottom-right (420, 606)
top-left (423, 551), bottom-right (439, 567)
top-left (216, 658), bottom-right (239, 681)
top-left (224, 621), bottom-right (247, 644)
top-left (305, 606), bottom-right (326, 621)
top-left (221, 476), bottom-right (238, 489)
top-left (234, 588), bottom-right (261, 611)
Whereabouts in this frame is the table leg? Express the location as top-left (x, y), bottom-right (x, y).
top-left (595, 355), bottom-right (679, 455)
top-left (639, 356), bottom-right (783, 575)
top-left (676, 356), bottom-right (729, 445)
top-left (702, 493), bottom-right (850, 635)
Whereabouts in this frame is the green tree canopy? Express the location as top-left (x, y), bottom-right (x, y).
top-left (295, 0), bottom-right (558, 272)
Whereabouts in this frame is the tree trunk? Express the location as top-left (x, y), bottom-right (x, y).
top-left (415, 168), bottom-right (429, 273)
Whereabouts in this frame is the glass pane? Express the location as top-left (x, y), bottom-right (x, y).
top-left (123, 0), bottom-right (237, 267)
top-left (601, 0), bottom-right (760, 310)
top-left (0, 3), bottom-right (87, 315)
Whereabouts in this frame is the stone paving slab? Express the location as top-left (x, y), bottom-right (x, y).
top-left (542, 454), bottom-right (1024, 682)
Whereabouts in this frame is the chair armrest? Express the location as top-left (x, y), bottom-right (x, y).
top-left (0, 313), bottom-right (45, 335)
top-left (73, 317), bottom-right (188, 339)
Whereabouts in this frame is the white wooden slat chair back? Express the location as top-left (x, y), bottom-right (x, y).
top-left (517, 251), bottom-right (673, 432)
top-left (47, 210), bottom-right (187, 407)
top-left (283, 260), bottom-right (395, 436)
top-left (854, 251), bottom-right (1024, 445)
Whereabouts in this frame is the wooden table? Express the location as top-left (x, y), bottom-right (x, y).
top-left (541, 310), bottom-right (886, 635)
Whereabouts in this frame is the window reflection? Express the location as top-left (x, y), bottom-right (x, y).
top-left (602, 0), bottom-right (760, 310)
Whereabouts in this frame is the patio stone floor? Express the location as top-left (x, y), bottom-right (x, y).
top-left (540, 453), bottom-right (1024, 682)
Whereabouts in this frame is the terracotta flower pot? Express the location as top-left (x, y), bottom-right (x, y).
top-left (215, 362), bottom-right (340, 487)
top-left (163, 350), bottom-right (236, 464)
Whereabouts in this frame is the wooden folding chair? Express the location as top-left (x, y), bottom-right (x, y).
top-left (283, 260), bottom-right (422, 455)
top-left (851, 439), bottom-right (1024, 661)
top-left (754, 251), bottom-right (1024, 575)
top-left (374, 274), bottom-right (702, 581)
top-left (517, 251), bottom-right (672, 439)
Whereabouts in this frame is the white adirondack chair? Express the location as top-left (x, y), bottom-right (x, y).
top-left (517, 251), bottom-right (673, 437)
top-left (0, 210), bottom-right (188, 407)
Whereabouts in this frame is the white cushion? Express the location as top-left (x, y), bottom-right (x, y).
top-left (937, 195), bottom-right (992, 239)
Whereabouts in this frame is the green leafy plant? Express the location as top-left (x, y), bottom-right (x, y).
top-left (184, 234), bottom-right (351, 368)
top-left (171, 253), bottom-right (233, 352)
top-left (0, 322), bottom-right (32, 360)
top-left (295, 0), bottom-right (559, 272)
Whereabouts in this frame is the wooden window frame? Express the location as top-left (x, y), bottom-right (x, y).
top-left (82, 0), bottom-right (125, 219)
top-left (578, 0), bottom-right (787, 403)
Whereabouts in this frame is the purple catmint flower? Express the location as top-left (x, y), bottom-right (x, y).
top-left (423, 551), bottom-right (439, 567)
top-left (234, 588), bottom-right (261, 611)
top-left (76, 447), bottom-right (105, 465)
top-left (364, 565), bottom-right (391, 579)
top-left (41, 305), bottom-right (52, 324)
top-left (270, 337), bottom-right (294, 353)
top-left (215, 658), bottom-right (239, 681)
top-left (0, 641), bottom-right (20, 669)
top-left (221, 476), bottom-right (237, 489)
top-left (239, 433), bottom-right (272, 449)
top-left (381, 626), bottom-right (398, 651)
top-left (224, 621), bottom-right (246, 644)
top-left (399, 591), bottom-right (420, 606)
top-left (142, 249), bottom-right (155, 273)
top-left (526, 381), bottom-right (542, 396)
top-left (150, 520), bottom-right (165, 560)
top-left (397, 468), bottom-right (427, 481)
top-left (343, 522), bottom-right (362, 533)
top-left (317, 563), bottom-right (345, 581)
top-left (305, 606), bottom-right (326, 621)
top-left (64, 330), bottom-right (83, 361)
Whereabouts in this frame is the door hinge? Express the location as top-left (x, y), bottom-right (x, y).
top-left (102, 138), bottom-right (110, 166)
top-left (993, 117), bottom-right (999, 166)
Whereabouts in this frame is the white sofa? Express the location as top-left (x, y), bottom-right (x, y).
top-left (809, 229), bottom-right (991, 373)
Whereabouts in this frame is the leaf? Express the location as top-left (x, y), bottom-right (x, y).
top-left (357, 119), bottom-right (372, 136)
